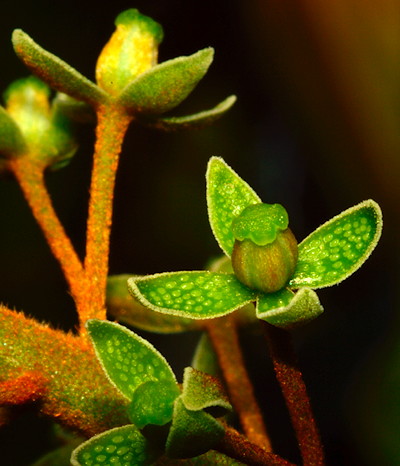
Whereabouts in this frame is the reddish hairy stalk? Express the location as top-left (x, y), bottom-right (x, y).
top-left (9, 158), bottom-right (86, 307)
top-left (264, 323), bottom-right (325, 466)
top-left (0, 371), bottom-right (47, 405)
top-left (216, 426), bottom-right (296, 466)
top-left (83, 105), bottom-right (132, 328)
top-left (205, 315), bottom-right (272, 451)
top-left (0, 305), bottom-right (129, 437)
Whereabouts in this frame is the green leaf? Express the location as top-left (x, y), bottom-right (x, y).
top-left (289, 200), bottom-right (382, 289)
top-left (70, 424), bottom-right (156, 466)
top-left (181, 367), bottom-right (231, 416)
top-left (166, 397), bottom-right (225, 459)
top-left (12, 30), bottom-right (107, 106)
top-left (256, 288), bottom-right (323, 328)
top-left (86, 319), bottom-right (177, 401)
top-left (145, 95), bottom-right (236, 131)
top-left (107, 275), bottom-right (202, 333)
top-left (128, 272), bottom-right (257, 320)
top-left (119, 48), bottom-right (214, 114)
top-left (206, 157), bottom-right (261, 257)
top-left (128, 379), bottom-right (180, 429)
top-left (0, 105), bottom-right (26, 157)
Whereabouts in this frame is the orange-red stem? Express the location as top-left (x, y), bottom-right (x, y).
top-left (83, 105), bottom-right (132, 329)
top-left (9, 158), bottom-right (86, 308)
top-left (205, 315), bottom-right (272, 451)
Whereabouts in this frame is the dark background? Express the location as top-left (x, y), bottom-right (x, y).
top-left (0, 1), bottom-right (398, 464)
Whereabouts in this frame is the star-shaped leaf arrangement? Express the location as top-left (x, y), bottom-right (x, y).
top-left (70, 320), bottom-right (232, 465)
top-left (128, 157), bottom-right (382, 328)
top-left (12, 9), bottom-right (235, 130)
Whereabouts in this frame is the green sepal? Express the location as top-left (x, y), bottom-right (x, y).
top-left (128, 379), bottom-right (180, 429)
top-left (70, 424), bottom-right (157, 466)
top-left (119, 48), bottom-right (214, 115)
top-left (86, 319), bottom-right (177, 401)
top-left (206, 157), bottom-right (261, 257)
top-left (107, 274), bottom-right (202, 333)
top-left (256, 287), bottom-right (323, 328)
top-left (289, 200), bottom-right (382, 289)
top-left (0, 105), bottom-right (27, 158)
top-left (128, 272), bottom-right (257, 320)
top-left (181, 367), bottom-right (231, 416)
top-left (12, 29), bottom-right (107, 106)
top-left (166, 397), bottom-right (225, 459)
top-left (145, 95), bottom-right (236, 131)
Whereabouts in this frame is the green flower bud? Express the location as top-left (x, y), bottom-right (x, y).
top-left (3, 76), bottom-right (77, 168)
top-left (231, 203), bottom-right (298, 293)
top-left (96, 9), bottom-right (163, 96)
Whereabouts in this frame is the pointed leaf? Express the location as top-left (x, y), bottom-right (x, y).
top-left (166, 397), bottom-right (225, 459)
top-left (0, 105), bottom-right (26, 157)
top-left (181, 367), bottom-right (231, 415)
top-left (256, 288), bottom-right (323, 328)
top-left (107, 274), bottom-right (202, 333)
top-left (145, 95), bottom-right (236, 131)
top-left (119, 48), bottom-right (214, 114)
top-left (128, 272), bottom-right (257, 320)
top-left (289, 200), bottom-right (382, 289)
top-left (70, 424), bottom-right (156, 466)
top-left (128, 379), bottom-right (180, 429)
top-left (206, 157), bottom-right (261, 257)
top-left (86, 319), bottom-right (177, 401)
top-left (12, 29), bottom-right (107, 106)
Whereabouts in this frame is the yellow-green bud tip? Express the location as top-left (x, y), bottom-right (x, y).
top-left (96, 9), bottom-right (164, 96)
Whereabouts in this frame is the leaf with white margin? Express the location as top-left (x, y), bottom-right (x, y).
top-left (128, 272), bottom-right (257, 320)
top-left (206, 157), bottom-right (261, 257)
top-left (256, 288), bottom-right (323, 328)
top-left (86, 319), bottom-right (177, 401)
top-left (119, 48), bottom-right (214, 115)
top-left (70, 424), bottom-right (157, 466)
top-left (289, 200), bottom-right (382, 289)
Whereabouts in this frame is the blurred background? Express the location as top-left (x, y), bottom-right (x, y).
top-left (0, 0), bottom-right (398, 464)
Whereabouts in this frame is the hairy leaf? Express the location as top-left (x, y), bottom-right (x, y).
top-left (87, 320), bottom-right (177, 401)
top-left (290, 200), bottom-right (382, 289)
top-left (146, 95), bottom-right (236, 131)
top-left (119, 48), bottom-right (214, 114)
top-left (206, 157), bottom-right (261, 257)
top-left (70, 424), bottom-right (155, 466)
top-left (256, 288), bottom-right (323, 328)
top-left (128, 272), bottom-right (257, 319)
top-left (12, 30), bottom-right (107, 106)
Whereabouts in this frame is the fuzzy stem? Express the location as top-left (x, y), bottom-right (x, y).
top-left (9, 158), bottom-right (85, 306)
top-left (263, 323), bottom-right (325, 466)
top-left (216, 426), bottom-right (296, 466)
top-left (83, 105), bottom-right (132, 328)
top-left (205, 315), bottom-right (272, 450)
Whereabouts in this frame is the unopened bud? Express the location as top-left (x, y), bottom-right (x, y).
top-left (231, 203), bottom-right (298, 293)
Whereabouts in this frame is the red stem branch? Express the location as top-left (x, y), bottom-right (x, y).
top-left (263, 323), bottom-right (325, 466)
